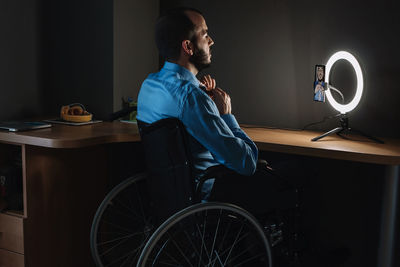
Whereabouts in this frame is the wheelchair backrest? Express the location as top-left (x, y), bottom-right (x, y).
top-left (138, 118), bottom-right (195, 222)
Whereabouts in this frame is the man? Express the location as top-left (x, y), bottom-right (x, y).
top-left (137, 7), bottom-right (258, 200)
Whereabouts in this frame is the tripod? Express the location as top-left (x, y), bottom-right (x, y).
top-left (311, 114), bottom-right (384, 144)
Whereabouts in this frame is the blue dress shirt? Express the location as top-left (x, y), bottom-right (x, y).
top-left (137, 62), bottom-right (258, 196)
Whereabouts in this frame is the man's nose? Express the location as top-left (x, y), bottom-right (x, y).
top-left (209, 36), bottom-right (214, 46)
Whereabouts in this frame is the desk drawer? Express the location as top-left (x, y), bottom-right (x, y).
top-left (0, 248), bottom-right (24, 267)
top-left (0, 213), bottom-right (24, 254)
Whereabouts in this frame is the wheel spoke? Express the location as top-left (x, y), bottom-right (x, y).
top-left (99, 219), bottom-right (140, 234)
top-left (211, 250), bottom-right (224, 267)
top-left (234, 252), bottom-right (265, 266)
top-left (106, 202), bottom-right (145, 222)
top-left (113, 197), bottom-right (141, 218)
top-left (97, 231), bottom-right (146, 246)
top-left (196, 218), bottom-right (212, 263)
top-left (181, 225), bottom-right (204, 265)
top-left (104, 242), bottom-right (143, 266)
top-left (168, 231), bottom-right (194, 267)
top-left (152, 239), bottom-right (181, 265)
top-left (217, 219), bottom-right (231, 253)
top-left (219, 231), bottom-right (250, 259)
top-left (208, 209), bottom-right (222, 266)
top-left (226, 242), bottom-right (256, 264)
top-left (223, 222), bottom-right (244, 266)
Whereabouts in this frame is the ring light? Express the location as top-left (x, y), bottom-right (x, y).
top-left (311, 51), bottom-right (383, 143)
top-left (325, 51), bottom-right (363, 114)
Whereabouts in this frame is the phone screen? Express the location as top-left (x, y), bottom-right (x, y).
top-left (313, 65), bottom-right (326, 102)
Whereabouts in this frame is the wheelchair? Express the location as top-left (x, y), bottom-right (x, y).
top-left (90, 118), bottom-right (301, 267)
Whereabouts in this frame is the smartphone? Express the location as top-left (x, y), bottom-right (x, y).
top-left (313, 65), bottom-right (326, 102)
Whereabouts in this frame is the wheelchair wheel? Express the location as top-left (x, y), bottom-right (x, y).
top-left (90, 172), bottom-right (154, 267)
top-left (137, 202), bottom-right (273, 267)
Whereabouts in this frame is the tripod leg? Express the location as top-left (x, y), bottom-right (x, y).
top-left (336, 129), bottom-right (351, 140)
top-left (350, 128), bottom-right (384, 144)
top-left (311, 127), bottom-right (343, 142)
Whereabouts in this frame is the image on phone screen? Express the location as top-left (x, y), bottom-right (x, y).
top-left (314, 65), bottom-right (326, 102)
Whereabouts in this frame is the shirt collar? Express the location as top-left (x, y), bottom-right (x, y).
top-left (162, 61), bottom-right (200, 87)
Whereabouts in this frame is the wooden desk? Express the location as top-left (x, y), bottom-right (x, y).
top-left (0, 122), bottom-right (398, 267)
top-left (0, 121), bottom-right (140, 148)
top-left (241, 126), bottom-right (400, 267)
top-left (0, 122), bottom-right (139, 267)
top-left (242, 126), bottom-right (400, 165)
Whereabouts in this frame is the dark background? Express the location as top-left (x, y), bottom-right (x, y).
top-left (0, 0), bottom-right (114, 121)
top-left (1, 0), bottom-right (399, 266)
top-left (1, 0), bottom-right (43, 120)
top-left (40, 0), bottom-right (114, 120)
top-left (1, 0), bottom-right (399, 138)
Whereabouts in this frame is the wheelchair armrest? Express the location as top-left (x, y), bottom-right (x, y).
top-left (195, 165), bottom-right (234, 202)
top-left (257, 159), bottom-right (274, 171)
top-left (194, 159), bottom-right (273, 201)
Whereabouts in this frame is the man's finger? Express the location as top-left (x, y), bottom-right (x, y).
top-left (213, 89), bottom-right (224, 99)
top-left (215, 87), bottom-right (226, 95)
top-left (213, 88), bottom-right (221, 94)
top-left (206, 75), bottom-right (212, 85)
top-left (211, 78), bottom-right (216, 89)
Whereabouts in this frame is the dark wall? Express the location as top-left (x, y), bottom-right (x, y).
top-left (163, 0), bottom-right (400, 138)
top-left (113, 0), bottom-right (159, 112)
top-left (0, 0), bottom-right (42, 120)
top-left (0, 0), bottom-right (113, 121)
top-left (41, 0), bottom-right (113, 120)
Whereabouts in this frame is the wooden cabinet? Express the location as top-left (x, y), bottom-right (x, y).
top-left (0, 143), bottom-right (25, 266)
top-left (0, 212), bottom-right (24, 267)
top-left (0, 143), bottom-right (110, 267)
top-left (0, 249), bottom-right (24, 267)
top-left (0, 122), bottom-right (140, 267)
top-left (0, 213), bottom-right (24, 254)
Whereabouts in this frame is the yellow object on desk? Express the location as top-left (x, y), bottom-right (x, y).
top-left (60, 103), bottom-right (93, 122)
top-left (61, 113), bottom-right (92, 122)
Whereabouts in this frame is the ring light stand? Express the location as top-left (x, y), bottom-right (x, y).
top-left (311, 51), bottom-right (384, 144)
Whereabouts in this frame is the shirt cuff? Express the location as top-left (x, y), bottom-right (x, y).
top-left (221, 114), bottom-right (240, 130)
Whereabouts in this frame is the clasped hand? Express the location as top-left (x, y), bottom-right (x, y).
top-left (200, 75), bottom-right (232, 115)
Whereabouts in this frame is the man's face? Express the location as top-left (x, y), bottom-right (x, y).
top-left (317, 67), bottom-right (324, 81)
top-left (186, 11), bottom-right (214, 71)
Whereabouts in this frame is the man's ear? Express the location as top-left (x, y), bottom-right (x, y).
top-left (181, 40), bottom-right (194, 56)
